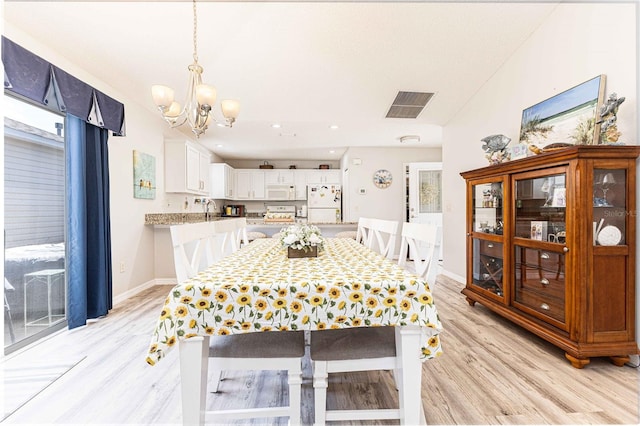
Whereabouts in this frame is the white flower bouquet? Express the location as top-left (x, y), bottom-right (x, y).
top-left (280, 223), bottom-right (324, 253)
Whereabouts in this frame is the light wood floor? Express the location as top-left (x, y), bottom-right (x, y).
top-left (2, 274), bottom-right (638, 425)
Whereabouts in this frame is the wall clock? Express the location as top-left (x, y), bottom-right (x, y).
top-left (373, 169), bottom-right (392, 189)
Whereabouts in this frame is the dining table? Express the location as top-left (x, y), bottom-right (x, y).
top-left (146, 237), bottom-right (443, 425)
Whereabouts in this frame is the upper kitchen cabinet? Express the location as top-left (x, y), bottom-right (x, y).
top-left (165, 140), bottom-right (210, 195)
top-left (294, 170), bottom-right (307, 200)
top-left (210, 163), bottom-right (235, 199)
top-left (264, 170), bottom-right (295, 185)
top-left (235, 170), bottom-right (266, 200)
top-left (306, 170), bottom-right (341, 185)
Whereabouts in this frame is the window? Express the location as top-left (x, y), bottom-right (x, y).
top-left (4, 95), bottom-right (67, 352)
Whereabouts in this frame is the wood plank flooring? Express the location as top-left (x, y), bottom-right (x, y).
top-left (2, 274), bottom-right (638, 425)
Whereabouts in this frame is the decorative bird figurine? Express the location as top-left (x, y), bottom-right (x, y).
top-left (598, 93), bottom-right (625, 119)
top-left (481, 134), bottom-right (511, 153)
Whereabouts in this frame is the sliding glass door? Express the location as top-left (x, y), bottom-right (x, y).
top-left (4, 95), bottom-right (67, 353)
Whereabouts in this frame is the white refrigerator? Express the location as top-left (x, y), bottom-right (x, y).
top-left (307, 184), bottom-right (342, 223)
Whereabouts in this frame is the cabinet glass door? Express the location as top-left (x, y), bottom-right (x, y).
top-left (472, 181), bottom-right (503, 235)
top-left (593, 168), bottom-right (626, 246)
top-left (471, 239), bottom-right (504, 297)
top-left (515, 173), bottom-right (566, 244)
top-left (514, 246), bottom-right (566, 327)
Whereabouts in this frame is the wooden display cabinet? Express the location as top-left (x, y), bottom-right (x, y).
top-left (461, 145), bottom-right (639, 368)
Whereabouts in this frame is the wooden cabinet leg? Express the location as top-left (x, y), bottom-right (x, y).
top-left (565, 353), bottom-right (590, 369)
top-left (609, 355), bottom-right (630, 367)
top-left (465, 297), bottom-right (476, 306)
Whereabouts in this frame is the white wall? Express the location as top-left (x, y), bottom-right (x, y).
top-left (442, 2), bottom-right (637, 280)
top-left (440, 2), bottom-right (639, 350)
top-left (3, 24), bottom-right (187, 303)
top-left (342, 146), bottom-right (442, 230)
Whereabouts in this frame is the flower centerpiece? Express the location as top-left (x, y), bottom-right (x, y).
top-left (280, 224), bottom-right (324, 258)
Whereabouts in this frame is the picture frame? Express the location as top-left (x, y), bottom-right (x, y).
top-left (133, 150), bottom-right (156, 199)
top-left (519, 75), bottom-right (606, 148)
top-left (551, 187), bottom-right (566, 207)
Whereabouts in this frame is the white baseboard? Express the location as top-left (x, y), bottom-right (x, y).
top-left (113, 278), bottom-right (176, 307)
top-left (439, 269), bottom-right (465, 284)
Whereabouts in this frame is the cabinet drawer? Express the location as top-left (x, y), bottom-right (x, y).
top-left (479, 240), bottom-right (502, 258)
top-left (516, 268), bottom-right (565, 300)
top-left (515, 288), bottom-right (565, 323)
top-left (519, 248), bottom-right (563, 272)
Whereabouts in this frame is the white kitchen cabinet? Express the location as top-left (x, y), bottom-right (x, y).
top-left (165, 140), bottom-right (210, 195)
top-left (235, 170), bottom-right (265, 200)
top-left (209, 163), bottom-right (235, 199)
top-left (306, 169), bottom-right (341, 185)
top-left (265, 170), bottom-right (295, 185)
top-left (294, 170), bottom-right (307, 200)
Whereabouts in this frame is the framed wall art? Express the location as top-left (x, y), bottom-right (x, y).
top-left (519, 75), bottom-right (606, 148)
top-left (133, 150), bottom-right (156, 199)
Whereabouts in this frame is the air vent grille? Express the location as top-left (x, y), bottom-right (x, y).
top-left (386, 91), bottom-right (434, 119)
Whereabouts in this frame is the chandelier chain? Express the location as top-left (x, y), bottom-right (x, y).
top-left (192, 0), bottom-right (198, 63)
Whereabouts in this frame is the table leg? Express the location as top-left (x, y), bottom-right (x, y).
top-left (179, 336), bottom-right (210, 426)
top-left (396, 326), bottom-right (425, 425)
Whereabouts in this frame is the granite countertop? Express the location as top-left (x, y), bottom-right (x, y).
top-left (145, 213), bottom-right (356, 226)
top-left (144, 213), bottom-right (222, 225)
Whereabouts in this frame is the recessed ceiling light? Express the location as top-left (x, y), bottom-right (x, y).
top-left (271, 123), bottom-right (281, 129)
top-left (216, 144), bottom-right (223, 148)
top-left (399, 135), bottom-right (421, 143)
top-left (329, 124), bottom-right (339, 130)
top-left (329, 150), bottom-right (336, 154)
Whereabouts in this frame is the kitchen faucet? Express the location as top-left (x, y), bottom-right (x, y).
top-left (205, 199), bottom-right (217, 221)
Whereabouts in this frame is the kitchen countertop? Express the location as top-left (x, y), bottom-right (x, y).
top-left (145, 213), bottom-right (356, 227)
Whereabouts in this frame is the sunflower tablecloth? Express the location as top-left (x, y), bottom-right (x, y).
top-left (146, 238), bottom-right (443, 366)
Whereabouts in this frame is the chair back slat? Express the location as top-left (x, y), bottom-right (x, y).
top-left (170, 222), bottom-right (217, 283)
top-left (367, 218), bottom-right (399, 259)
top-left (211, 219), bottom-right (240, 259)
top-left (398, 222), bottom-right (438, 281)
top-left (355, 217), bottom-right (373, 246)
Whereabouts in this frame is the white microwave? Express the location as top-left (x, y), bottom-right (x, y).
top-left (266, 185), bottom-right (296, 200)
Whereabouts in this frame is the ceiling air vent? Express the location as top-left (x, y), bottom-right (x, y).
top-left (385, 91), bottom-right (434, 119)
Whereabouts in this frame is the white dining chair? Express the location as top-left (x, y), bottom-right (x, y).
top-left (209, 218), bottom-right (242, 259)
top-left (310, 326), bottom-right (425, 425)
top-left (398, 221), bottom-right (439, 281)
top-left (207, 331), bottom-right (306, 424)
top-left (367, 218), bottom-right (399, 259)
top-left (169, 222), bottom-right (218, 284)
top-left (233, 217), bottom-right (250, 247)
top-left (355, 217), bottom-right (373, 245)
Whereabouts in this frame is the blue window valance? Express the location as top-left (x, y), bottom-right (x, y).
top-left (2, 36), bottom-right (126, 136)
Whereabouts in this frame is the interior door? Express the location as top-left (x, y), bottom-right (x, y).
top-left (407, 162), bottom-right (443, 260)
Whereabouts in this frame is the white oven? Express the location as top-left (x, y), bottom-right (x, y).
top-left (266, 184), bottom-right (296, 200)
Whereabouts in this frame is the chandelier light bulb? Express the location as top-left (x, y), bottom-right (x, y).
top-left (151, 85), bottom-right (175, 108)
top-left (221, 99), bottom-right (240, 119)
top-left (166, 101), bottom-right (182, 118)
top-left (196, 84), bottom-right (217, 106)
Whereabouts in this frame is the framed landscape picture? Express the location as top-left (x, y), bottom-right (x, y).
top-left (519, 75), bottom-right (606, 148)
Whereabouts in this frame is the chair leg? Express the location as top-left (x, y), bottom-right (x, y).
top-left (312, 361), bottom-right (328, 426)
top-left (393, 368), bottom-right (402, 391)
top-left (210, 368), bottom-right (223, 393)
top-left (288, 361), bottom-right (303, 425)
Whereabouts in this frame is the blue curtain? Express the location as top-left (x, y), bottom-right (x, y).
top-left (66, 114), bottom-right (113, 329)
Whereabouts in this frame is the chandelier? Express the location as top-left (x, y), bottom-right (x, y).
top-left (151, 0), bottom-right (239, 138)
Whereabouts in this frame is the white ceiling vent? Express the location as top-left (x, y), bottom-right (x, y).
top-left (386, 91), bottom-right (434, 119)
